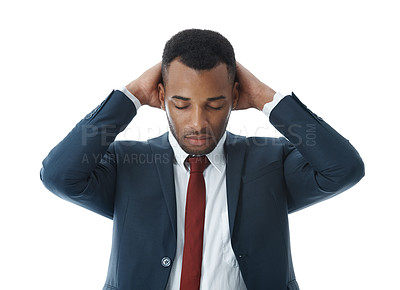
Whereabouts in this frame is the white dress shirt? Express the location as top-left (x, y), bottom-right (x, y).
top-left (118, 86), bottom-right (284, 289)
top-left (166, 130), bottom-right (247, 290)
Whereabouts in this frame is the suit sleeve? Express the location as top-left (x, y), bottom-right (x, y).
top-left (269, 93), bottom-right (365, 213)
top-left (40, 90), bottom-right (137, 219)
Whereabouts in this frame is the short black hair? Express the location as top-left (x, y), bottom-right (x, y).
top-left (162, 29), bottom-right (236, 85)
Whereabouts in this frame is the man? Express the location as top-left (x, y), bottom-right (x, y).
top-left (40, 29), bottom-right (364, 290)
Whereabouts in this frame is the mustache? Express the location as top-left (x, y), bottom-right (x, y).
top-left (183, 128), bottom-right (220, 145)
top-left (183, 128), bottom-right (214, 137)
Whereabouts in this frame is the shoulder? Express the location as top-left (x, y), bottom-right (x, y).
top-left (111, 132), bottom-right (170, 154)
top-left (225, 132), bottom-right (293, 165)
top-left (226, 131), bottom-right (289, 149)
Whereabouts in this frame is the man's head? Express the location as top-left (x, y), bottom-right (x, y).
top-left (159, 29), bottom-right (239, 155)
top-left (161, 29), bottom-right (237, 86)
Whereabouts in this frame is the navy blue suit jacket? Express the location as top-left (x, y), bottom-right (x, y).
top-left (40, 90), bottom-right (364, 290)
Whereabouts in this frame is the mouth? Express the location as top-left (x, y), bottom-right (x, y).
top-left (184, 135), bottom-right (212, 146)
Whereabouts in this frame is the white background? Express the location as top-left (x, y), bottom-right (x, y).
top-left (1, 0), bottom-right (399, 289)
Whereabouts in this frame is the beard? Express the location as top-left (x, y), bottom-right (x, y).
top-left (167, 115), bottom-right (222, 156)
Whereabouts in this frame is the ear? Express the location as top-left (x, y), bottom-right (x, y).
top-left (158, 83), bottom-right (166, 111)
top-left (232, 81), bottom-right (239, 109)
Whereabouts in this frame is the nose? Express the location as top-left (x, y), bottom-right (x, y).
top-left (190, 106), bottom-right (208, 132)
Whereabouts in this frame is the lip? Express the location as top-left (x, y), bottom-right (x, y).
top-left (185, 135), bottom-right (211, 146)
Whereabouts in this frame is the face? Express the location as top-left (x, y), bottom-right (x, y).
top-left (158, 60), bottom-right (239, 155)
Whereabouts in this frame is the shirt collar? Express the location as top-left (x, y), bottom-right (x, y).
top-left (168, 130), bottom-right (226, 173)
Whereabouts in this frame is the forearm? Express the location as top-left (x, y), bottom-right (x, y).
top-left (270, 93), bottom-right (364, 194)
top-left (40, 90), bottom-right (137, 198)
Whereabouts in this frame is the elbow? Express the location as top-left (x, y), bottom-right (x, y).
top-left (40, 165), bottom-right (63, 196)
top-left (332, 153), bottom-right (365, 193)
top-left (342, 155), bottom-right (365, 189)
top-left (317, 152), bottom-right (365, 194)
top-left (40, 161), bottom-right (91, 201)
top-left (351, 154), bottom-right (365, 183)
top-left (40, 164), bottom-right (74, 199)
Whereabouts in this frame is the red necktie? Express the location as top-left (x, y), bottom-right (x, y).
top-left (180, 155), bottom-right (210, 290)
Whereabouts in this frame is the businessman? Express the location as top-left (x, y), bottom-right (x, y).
top-left (40, 29), bottom-right (365, 290)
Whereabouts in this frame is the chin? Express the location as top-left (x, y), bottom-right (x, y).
top-left (181, 143), bottom-right (216, 156)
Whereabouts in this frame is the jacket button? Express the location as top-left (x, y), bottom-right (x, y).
top-left (161, 257), bottom-right (171, 267)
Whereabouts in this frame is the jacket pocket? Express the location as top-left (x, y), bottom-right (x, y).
top-left (287, 279), bottom-right (300, 290)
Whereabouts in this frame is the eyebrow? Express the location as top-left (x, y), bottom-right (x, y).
top-left (172, 95), bottom-right (190, 101)
top-left (207, 95), bottom-right (226, 101)
top-left (171, 95), bottom-right (226, 101)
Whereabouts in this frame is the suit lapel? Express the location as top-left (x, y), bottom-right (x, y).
top-left (148, 132), bottom-right (177, 241)
top-left (147, 132), bottom-right (246, 240)
top-left (224, 132), bottom-right (246, 236)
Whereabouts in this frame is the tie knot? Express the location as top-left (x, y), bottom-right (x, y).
top-left (188, 155), bottom-right (209, 173)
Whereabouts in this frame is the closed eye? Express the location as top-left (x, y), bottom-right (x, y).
top-left (208, 105), bottom-right (223, 110)
top-left (175, 105), bottom-right (189, 110)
